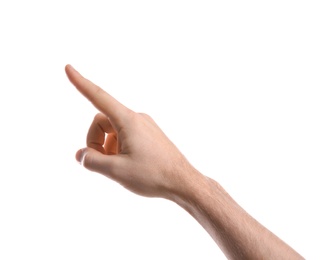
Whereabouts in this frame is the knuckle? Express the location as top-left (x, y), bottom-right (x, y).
top-left (94, 85), bottom-right (104, 96)
top-left (138, 112), bottom-right (152, 119)
top-left (93, 113), bottom-right (104, 122)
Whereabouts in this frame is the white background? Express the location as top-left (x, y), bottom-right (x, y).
top-left (0, 1), bottom-right (320, 259)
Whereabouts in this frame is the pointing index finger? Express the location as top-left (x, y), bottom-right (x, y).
top-left (65, 64), bottom-right (130, 127)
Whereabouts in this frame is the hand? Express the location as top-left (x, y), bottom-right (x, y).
top-left (65, 65), bottom-right (200, 199)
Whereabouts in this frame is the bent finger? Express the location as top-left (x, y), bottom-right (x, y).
top-left (87, 113), bottom-right (115, 154)
top-left (76, 147), bottom-right (125, 182)
top-left (104, 133), bottom-right (118, 155)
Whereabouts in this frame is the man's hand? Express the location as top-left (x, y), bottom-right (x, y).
top-left (65, 64), bottom-right (199, 199)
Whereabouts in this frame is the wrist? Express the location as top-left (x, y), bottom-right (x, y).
top-left (167, 165), bottom-right (216, 210)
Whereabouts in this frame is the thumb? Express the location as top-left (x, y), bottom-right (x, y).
top-left (76, 147), bottom-right (121, 179)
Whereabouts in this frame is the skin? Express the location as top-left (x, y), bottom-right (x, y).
top-left (65, 64), bottom-right (304, 259)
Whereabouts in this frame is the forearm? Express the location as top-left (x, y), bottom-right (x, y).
top-left (171, 169), bottom-right (304, 260)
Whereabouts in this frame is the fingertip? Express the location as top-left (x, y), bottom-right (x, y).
top-left (75, 149), bottom-right (82, 163)
top-left (65, 64), bottom-right (82, 88)
top-left (65, 64), bottom-right (76, 75)
top-left (65, 64), bottom-right (72, 81)
top-left (65, 64), bottom-right (71, 72)
top-left (75, 148), bottom-right (88, 165)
